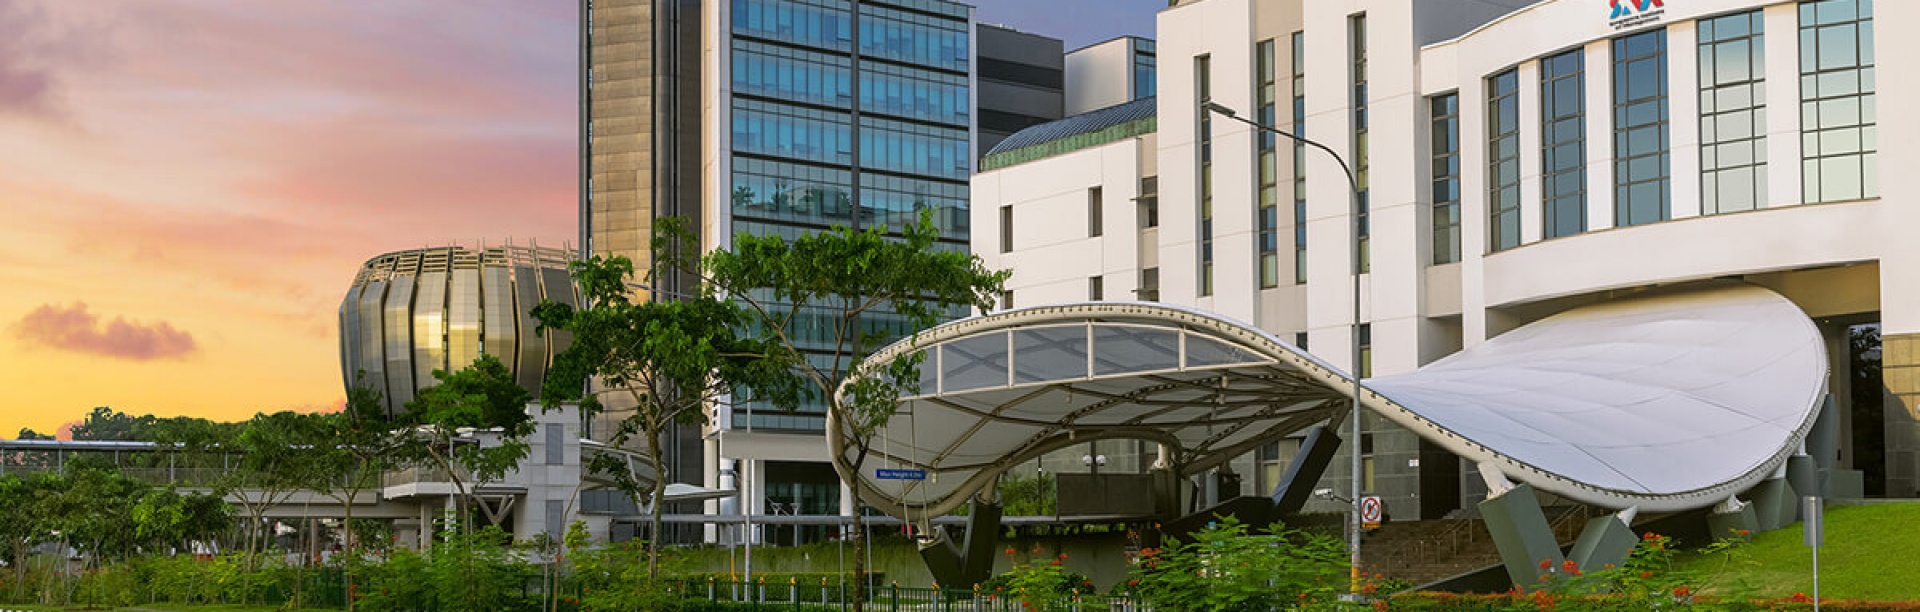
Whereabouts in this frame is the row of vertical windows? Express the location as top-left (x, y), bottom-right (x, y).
top-left (1613, 29), bottom-right (1670, 227)
top-left (733, 41), bottom-right (852, 109)
top-left (858, 116), bottom-right (970, 180)
top-left (1541, 49), bottom-right (1586, 239)
top-left (861, 172), bottom-right (969, 240)
top-left (1430, 94), bottom-right (1461, 264)
top-left (1197, 55), bottom-right (1214, 297)
top-left (733, 98), bottom-right (853, 166)
top-left (861, 61), bottom-right (970, 126)
top-left (732, 0), bottom-right (852, 53)
top-left (1700, 10), bottom-right (1769, 214)
top-left (731, 157), bottom-right (855, 228)
top-left (1256, 39), bottom-right (1281, 289)
top-left (1351, 15), bottom-right (1370, 274)
top-left (1799, 0), bottom-right (1876, 202)
top-left (1487, 70), bottom-right (1522, 252)
top-left (857, 4), bottom-right (969, 72)
top-left (1292, 32), bottom-right (1308, 284)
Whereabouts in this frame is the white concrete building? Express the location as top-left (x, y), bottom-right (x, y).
top-left (976, 0), bottom-right (1918, 519)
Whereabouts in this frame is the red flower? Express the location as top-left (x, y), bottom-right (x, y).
top-left (1538, 559), bottom-right (1551, 569)
top-left (1058, 552), bottom-right (1069, 560)
top-left (1560, 560), bottom-right (1578, 574)
top-left (1373, 600), bottom-right (1389, 611)
top-left (1791, 592), bottom-right (1812, 603)
top-left (1640, 571), bottom-right (1653, 579)
top-left (1673, 586), bottom-right (1691, 598)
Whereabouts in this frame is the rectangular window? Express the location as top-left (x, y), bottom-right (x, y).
top-left (1701, 10), bottom-right (1768, 213)
top-left (1089, 276), bottom-right (1104, 301)
top-left (1256, 39), bottom-right (1280, 289)
top-left (1138, 268), bottom-right (1160, 301)
top-left (1087, 186), bottom-right (1104, 237)
top-left (1291, 31), bottom-right (1309, 284)
top-left (1000, 290), bottom-right (1013, 310)
top-left (1488, 69), bottom-right (1522, 251)
top-left (999, 205), bottom-right (1013, 253)
top-left (1430, 93), bottom-right (1461, 264)
top-left (1197, 55), bottom-right (1214, 296)
top-left (1614, 29), bottom-right (1670, 226)
top-left (1541, 49), bottom-right (1586, 238)
top-left (1293, 332), bottom-right (1308, 351)
top-left (1351, 14), bottom-right (1369, 274)
top-left (1138, 176), bottom-right (1160, 228)
top-left (1358, 323), bottom-right (1372, 378)
top-left (1799, 0), bottom-right (1876, 202)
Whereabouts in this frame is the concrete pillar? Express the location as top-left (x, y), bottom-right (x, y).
top-left (1567, 513), bottom-right (1636, 573)
top-left (918, 497), bottom-right (1001, 589)
top-left (1477, 483), bottom-right (1563, 587)
top-left (1747, 478), bottom-right (1797, 531)
top-left (1706, 499), bottom-right (1758, 542)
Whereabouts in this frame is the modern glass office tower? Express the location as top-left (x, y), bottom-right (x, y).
top-left (587, 0), bottom-right (1032, 545)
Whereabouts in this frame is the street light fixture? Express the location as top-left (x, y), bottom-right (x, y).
top-left (1202, 100), bottom-right (1367, 595)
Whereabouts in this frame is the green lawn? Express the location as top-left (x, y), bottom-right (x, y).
top-left (1678, 502), bottom-right (1920, 602)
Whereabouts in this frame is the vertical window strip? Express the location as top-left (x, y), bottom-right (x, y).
top-left (1197, 55), bottom-right (1214, 296)
top-left (1700, 10), bottom-right (1768, 214)
top-left (1541, 49), bottom-right (1586, 238)
top-left (1257, 39), bottom-right (1280, 288)
top-left (1613, 29), bottom-right (1670, 226)
top-left (1799, 0), bottom-right (1876, 203)
top-left (1351, 15), bottom-right (1369, 274)
top-left (1430, 93), bottom-right (1461, 264)
top-left (1291, 32), bottom-right (1308, 284)
top-left (1488, 69), bottom-right (1522, 252)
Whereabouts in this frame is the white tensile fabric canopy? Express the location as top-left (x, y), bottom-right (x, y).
top-left (833, 283), bottom-right (1826, 520)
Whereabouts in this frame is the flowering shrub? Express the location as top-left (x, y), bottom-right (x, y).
top-left (1128, 516), bottom-right (1347, 611)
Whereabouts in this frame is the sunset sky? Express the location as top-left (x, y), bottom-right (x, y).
top-left (0, 0), bottom-right (1158, 438)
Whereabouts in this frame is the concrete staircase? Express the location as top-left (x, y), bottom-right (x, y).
top-left (1358, 506), bottom-right (1595, 585)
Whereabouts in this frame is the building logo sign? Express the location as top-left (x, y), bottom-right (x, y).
top-left (1609, 0), bottom-right (1666, 30)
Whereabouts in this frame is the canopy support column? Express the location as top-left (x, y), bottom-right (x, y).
top-left (917, 494), bottom-right (1001, 589)
top-left (1568, 508), bottom-right (1637, 572)
top-left (1477, 466), bottom-right (1562, 587)
top-left (1270, 425), bottom-right (1341, 515)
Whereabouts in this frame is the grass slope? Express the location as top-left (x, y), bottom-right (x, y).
top-left (1678, 503), bottom-right (1920, 601)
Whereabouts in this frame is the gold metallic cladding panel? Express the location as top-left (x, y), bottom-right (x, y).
top-left (513, 265), bottom-right (548, 393)
top-left (354, 281), bottom-right (389, 413)
top-left (412, 271), bottom-right (449, 390)
top-left (382, 275), bottom-right (418, 412)
top-left (447, 268), bottom-right (483, 373)
top-left (481, 266), bottom-right (517, 372)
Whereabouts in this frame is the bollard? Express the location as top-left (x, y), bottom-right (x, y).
top-left (890, 582), bottom-right (900, 612)
top-left (758, 576), bottom-right (766, 604)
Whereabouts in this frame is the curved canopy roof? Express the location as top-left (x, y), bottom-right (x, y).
top-left (833, 283), bottom-right (1826, 519)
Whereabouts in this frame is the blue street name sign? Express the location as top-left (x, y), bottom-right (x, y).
top-left (876, 469), bottom-right (927, 480)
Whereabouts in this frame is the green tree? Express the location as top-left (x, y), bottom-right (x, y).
top-left (398, 354), bottom-right (535, 530)
top-left (132, 486), bottom-right (232, 554)
top-left (0, 473), bottom-right (50, 601)
top-left (699, 212), bottom-right (1007, 611)
top-left (230, 410), bottom-right (332, 570)
top-left (535, 253), bottom-right (800, 581)
top-left (1129, 517), bottom-right (1348, 611)
top-left (69, 406), bottom-right (156, 441)
top-left (311, 377), bottom-right (406, 610)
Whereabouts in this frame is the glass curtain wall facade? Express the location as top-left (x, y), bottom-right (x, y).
top-left (1256, 39), bottom-right (1280, 288)
top-left (1799, 0), bottom-right (1876, 202)
top-left (1292, 32), bottom-right (1308, 284)
top-left (1134, 39), bottom-right (1158, 100)
top-left (728, 0), bottom-right (972, 430)
top-left (1430, 94), bottom-right (1460, 264)
top-left (1613, 29), bottom-right (1670, 227)
top-left (1541, 49), bottom-right (1586, 239)
top-left (1700, 11), bottom-right (1768, 214)
top-left (1351, 15), bottom-right (1369, 274)
top-left (1198, 55), bottom-right (1215, 296)
top-left (1488, 69), bottom-right (1521, 252)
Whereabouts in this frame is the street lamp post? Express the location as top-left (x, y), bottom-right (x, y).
top-left (1202, 101), bottom-right (1367, 595)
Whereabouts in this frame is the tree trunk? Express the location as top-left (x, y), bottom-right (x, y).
top-left (849, 479), bottom-right (867, 612)
top-left (646, 421), bottom-right (667, 581)
top-left (342, 471), bottom-right (357, 612)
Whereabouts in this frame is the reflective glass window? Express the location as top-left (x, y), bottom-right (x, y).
top-left (1613, 29), bottom-right (1670, 226)
top-left (731, 0), bottom-right (852, 52)
top-left (1541, 49), bottom-right (1586, 238)
top-left (1701, 10), bottom-right (1768, 213)
top-left (1430, 93), bottom-right (1461, 264)
top-left (1291, 32), bottom-right (1308, 284)
top-left (1488, 69), bottom-right (1522, 252)
top-left (1351, 14), bottom-right (1370, 273)
top-left (1197, 54), bottom-right (1213, 296)
top-left (1256, 39), bottom-right (1280, 288)
top-left (1799, 0), bottom-right (1876, 202)
top-left (858, 4), bottom-right (968, 72)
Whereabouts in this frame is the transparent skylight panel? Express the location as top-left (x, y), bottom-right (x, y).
top-left (1013, 325), bottom-right (1090, 384)
top-left (940, 333), bottom-right (1010, 392)
top-left (1091, 325), bottom-right (1180, 375)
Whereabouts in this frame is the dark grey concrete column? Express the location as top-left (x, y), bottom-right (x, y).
top-left (1748, 478), bottom-right (1797, 531)
top-left (917, 497), bottom-right (1001, 589)
top-left (1478, 482), bottom-right (1564, 587)
top-left (1270, 426), bottom-right (1341, 515)
top-left (1567, 512), bottom-right (1636, 573)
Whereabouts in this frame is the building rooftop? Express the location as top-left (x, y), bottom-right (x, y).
top-left (981, 97), bottom-right (1155, 171)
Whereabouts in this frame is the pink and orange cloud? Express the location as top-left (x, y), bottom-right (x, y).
top-left (10, 302), bottom-right (198, 361)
